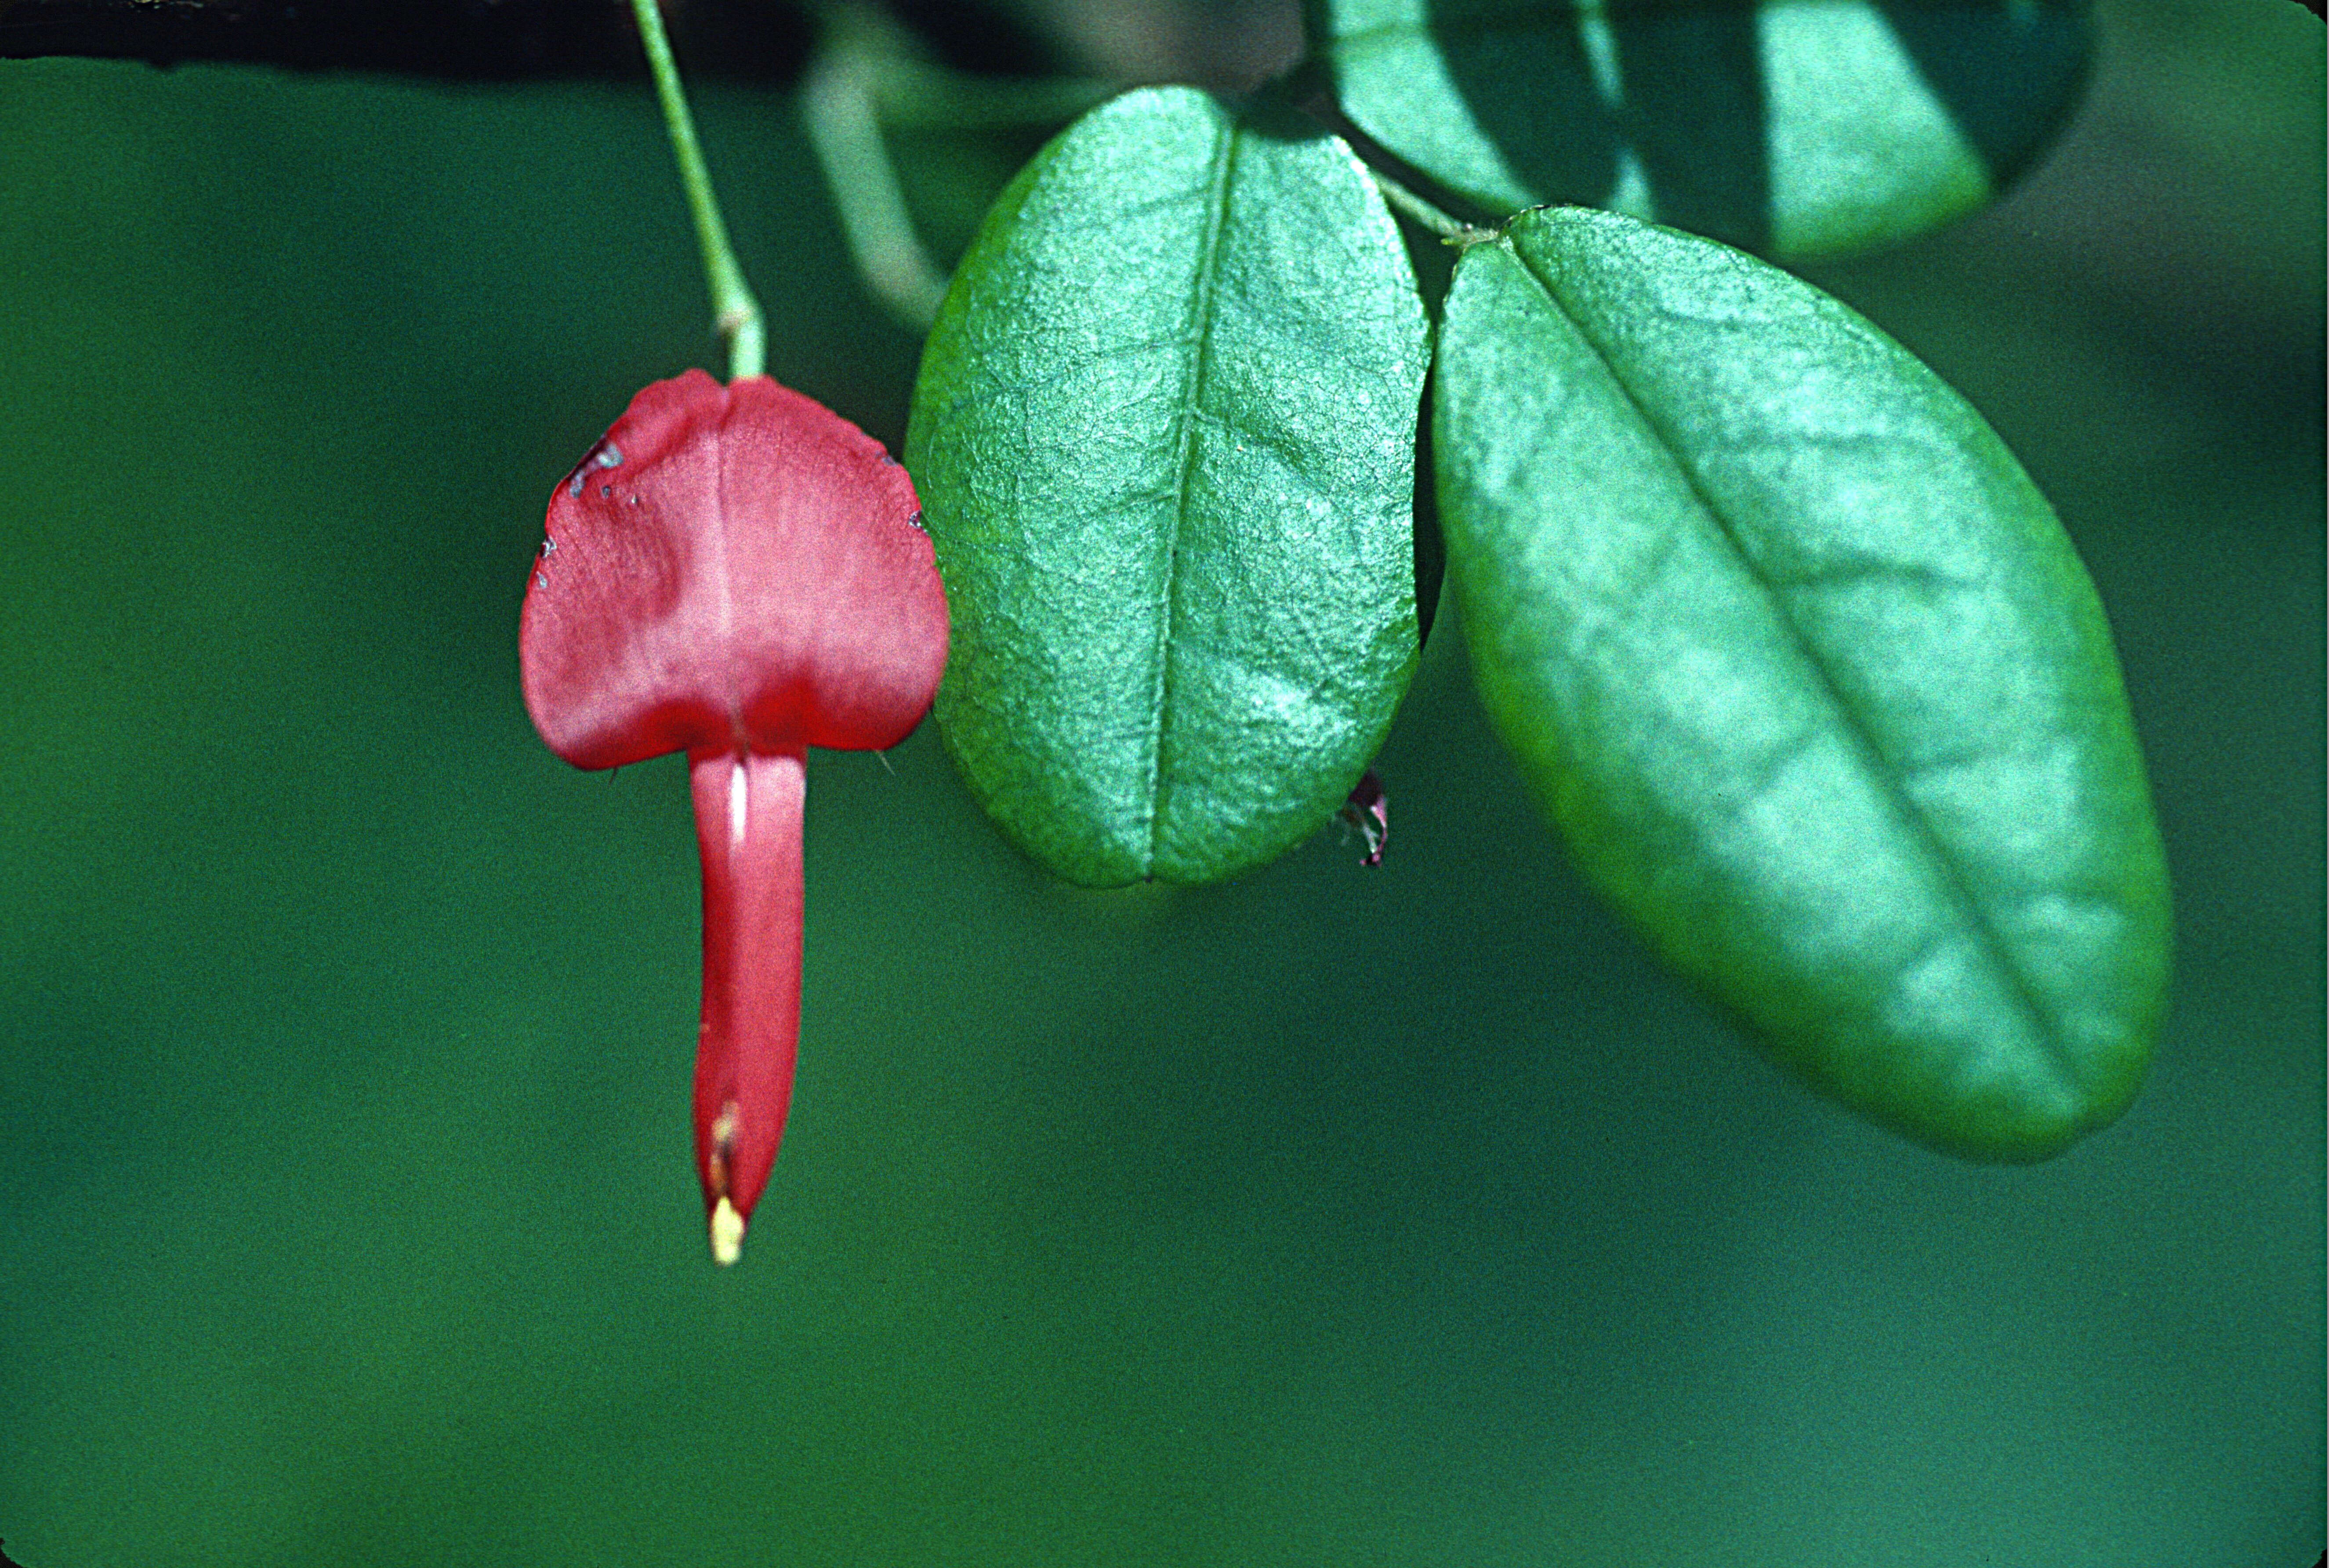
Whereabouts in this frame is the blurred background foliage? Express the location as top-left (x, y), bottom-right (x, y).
top-left (0, 2), bottom-right (2320, 1563)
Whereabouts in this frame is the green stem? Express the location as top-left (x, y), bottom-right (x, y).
top-left (631, 0), bottom-right (765, 381)
top-left (801, 44), bottom-right (949, 334)
top-left (1370, 171), bottom-right (1486, 245)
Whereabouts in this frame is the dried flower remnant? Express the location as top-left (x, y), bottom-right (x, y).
top-left (1339, 769), bottom-right (1389, 867)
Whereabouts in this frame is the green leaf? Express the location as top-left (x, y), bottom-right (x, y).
top-left (905, 88), bottom-right (1430, 887)
top-left (1436, 207), bottom-right (2169, 1161)
top-left (1308, 0), bottom-right (2092, 258)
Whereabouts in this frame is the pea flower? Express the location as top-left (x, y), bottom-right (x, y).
top-left (521, 370), bottom-right (948, 1264)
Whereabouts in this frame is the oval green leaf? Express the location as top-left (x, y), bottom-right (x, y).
top-left (906, 87), bottom-right (1430, 887)
top-left (1437, 207), bottom-right (2169, 1161)
top-left (1309, 0), bottom-right (2092, 258)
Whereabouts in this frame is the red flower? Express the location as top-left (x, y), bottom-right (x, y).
top-left (521, 370), bottom-right (948, 1263)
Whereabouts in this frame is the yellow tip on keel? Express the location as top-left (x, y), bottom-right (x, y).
top-left (709, 1197), bottom-right (746, 1267)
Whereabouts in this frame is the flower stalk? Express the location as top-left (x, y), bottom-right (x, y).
top-left (631, 0), bottom-right (765, 381)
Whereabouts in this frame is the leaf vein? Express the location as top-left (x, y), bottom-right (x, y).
top-left (1142, 112), bottom-right (1240, 875)
top-left (1501, 240), bottom-right (2069, 1078)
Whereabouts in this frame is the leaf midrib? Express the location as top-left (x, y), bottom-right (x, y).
top-left (1498, 235), bottom-right (2075, 1088)
top-left (1141, 112), bottom-right (1241, 875)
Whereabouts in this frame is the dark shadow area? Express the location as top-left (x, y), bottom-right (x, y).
top-left (1412, 361), bottom-right (1447, 649)
top-left (1232, 87), bottom-right (1342, 143)
top-left (1879, 0), bottom-right (2095, 187)
top-left (1424, 0), bottom-right (1623, 206)
top-left (1607, 1), bottom-right (1771, 249)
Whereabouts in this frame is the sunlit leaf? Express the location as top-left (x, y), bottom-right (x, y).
top-left (906, 87), bottom-right (1430, 886)
top-left (1437, 206), bottom-right (2169, 1159)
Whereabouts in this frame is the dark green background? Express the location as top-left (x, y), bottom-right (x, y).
top-left (1, 2), bottom-right (2319, 1562)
